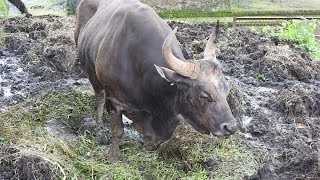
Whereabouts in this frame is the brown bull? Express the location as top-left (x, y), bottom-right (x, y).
top-left (75, 0), bottom-right (238, 163)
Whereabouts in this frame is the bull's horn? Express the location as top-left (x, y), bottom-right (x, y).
top-left (204, 21), bottom-right (219, 58)
top-left (162, 27), bottom-right (199, 79)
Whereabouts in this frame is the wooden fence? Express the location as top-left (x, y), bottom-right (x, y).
top-left (232, 16), bottom-right (320, 27)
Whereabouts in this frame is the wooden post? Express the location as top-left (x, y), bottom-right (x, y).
top-left (224, 17), bottom-right (228, 28)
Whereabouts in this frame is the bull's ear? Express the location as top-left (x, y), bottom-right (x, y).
top-left (154, 65), bottom-right (191, 90)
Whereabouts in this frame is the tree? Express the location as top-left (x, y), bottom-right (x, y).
top-left (0, 0), bottom-right (9, 16)
top-left (8, 0), bottom-right (31, 17)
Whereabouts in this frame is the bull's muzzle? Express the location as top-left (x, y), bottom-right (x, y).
top-left (220, 122), bottom-right (238, 136)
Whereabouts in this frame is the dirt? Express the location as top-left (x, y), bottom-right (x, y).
top-left (0, 146), bottom-right (61, 180)
top-left (0, 15), bottom-right (88, 111)
top-left (0, 16), bottom-right (319, 179)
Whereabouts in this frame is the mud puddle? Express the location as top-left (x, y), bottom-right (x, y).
top-left (0, 16), bottom-right (319, 179)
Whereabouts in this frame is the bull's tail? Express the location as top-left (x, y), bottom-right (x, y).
top-left (74, 0), bottom-right (99, 45)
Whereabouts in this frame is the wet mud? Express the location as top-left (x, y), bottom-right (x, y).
top-left (0, 15), bottom-right (88, 111)
top-left (0, 16), bottom-right (319, 179)
top-left (169, 21), bottom-right (320, 179)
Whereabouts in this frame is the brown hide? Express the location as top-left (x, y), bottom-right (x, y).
top-left (75, 0), bottom-right (237, 162)
top-left (75, 0), bottom-right (184, 139)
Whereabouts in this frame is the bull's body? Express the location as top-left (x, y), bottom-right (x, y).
top-left (76, 0), bottom-right (182, 139)
top-left (75, 0), bottom-right (237, 163)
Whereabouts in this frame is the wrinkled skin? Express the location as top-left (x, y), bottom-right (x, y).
top-left (160, 60), bottom-right (237, 137)
top-left (75, 0), bottom-right (237, 163)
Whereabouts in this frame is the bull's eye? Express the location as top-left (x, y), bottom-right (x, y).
top-left (200, 95), bottom-right (214, 103)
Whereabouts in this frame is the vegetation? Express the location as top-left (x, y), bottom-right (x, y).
top-left (0, 0), bottom-right (9, 17)
top-left (0, 27), bottom-right (5, 45)
top-left (0, 90), bottom-right (258, 179)
top-left (159, 10), bottom-right (320, 19)
top-left (65, 0), bottom-right (79, 15)
top-left (264, 19), bottom-right (320, 60)
top-left (232, 0), bottom-right (320, 11)
top-left (25, 0), bottom-right (66, 16)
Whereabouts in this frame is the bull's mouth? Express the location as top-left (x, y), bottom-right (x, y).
top-left (184, 117), bottom-right (235, 137)
top-left (209, 132), bottom-right (224, 137)
top-left (184, 117), bottom-right (211, 135)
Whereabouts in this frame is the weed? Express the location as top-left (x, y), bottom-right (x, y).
top-left (65, 0), bottom-right (80, 15)
top-left (271, 19), bottom-right (320, 60)
top-left (257, 73), bottom-right (267, 82)
top-left (0, 27), bottom-right (5, 45)
top-left (0, 0), bottom-right (9, 17)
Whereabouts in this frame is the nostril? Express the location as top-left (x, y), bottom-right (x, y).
top-left (223, 124), bottom-right (232, 135)
top-left (220, 123), bottom-right (237, 135)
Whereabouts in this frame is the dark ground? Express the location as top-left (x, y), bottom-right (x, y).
top-left (0, 16), bottom-right (319, 179)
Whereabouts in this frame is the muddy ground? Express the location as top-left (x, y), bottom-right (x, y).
top-left (0, 16), bottom-right (319, 179)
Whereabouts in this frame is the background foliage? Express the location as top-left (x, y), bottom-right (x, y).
top-left (0, 0), bottom-right (9, 17)
top-left (271, 19), bottom-right (320, 60)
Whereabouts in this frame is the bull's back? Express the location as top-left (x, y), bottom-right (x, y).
top-left (75, 0), bottom-right (176, 104)
top-left (75, 0), bottom-right (145, 64)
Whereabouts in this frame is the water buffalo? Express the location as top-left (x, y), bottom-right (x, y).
top-left (75, 0), bottom-right (238, 163)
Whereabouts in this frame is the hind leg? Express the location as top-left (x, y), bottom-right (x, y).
top-left (109, 106), bottom-right (124, 163)
top-left (88, 74), bottom-right (105, 125)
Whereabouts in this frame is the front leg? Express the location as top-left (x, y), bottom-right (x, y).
top-left (109, 112), bottom-right (124, 164)
top-left (132, 118), bottom-right (156, 150)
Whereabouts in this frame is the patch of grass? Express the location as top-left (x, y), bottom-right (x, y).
top-left (25, 0), bottom-right (66, 16)
top-left (160, 9), bottom-right (320, 19)
top-left (0, 90), bottom-right (258, 179)
top-left (0, 0), bottom-right (9, 17)
top-left (159, 10), bottom-right (233, 19)
top-left (0, 27), bottom-right (5, 45)
top-left (65, 0), bottom-right (79, 15)
top-left (231, 0), bottom-right (320, 11)
top-left (263, 19), bottom-right (320, 60)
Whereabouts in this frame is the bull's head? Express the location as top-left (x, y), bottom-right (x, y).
top-left (155, 24), bottom-right (238, 137)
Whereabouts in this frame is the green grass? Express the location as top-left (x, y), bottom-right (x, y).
top-left (261, 19), bottom-right (320, 60)
top-left (0, 0), bottom-right (8, 17)
top-left (0, 90), bottom-right (259, 179)
top-left (23, 0), bottom-right (66, 16)
top-left (0, 27), bottom-right (5, 45)
top-left (232, 0), bottom-right (320, 11)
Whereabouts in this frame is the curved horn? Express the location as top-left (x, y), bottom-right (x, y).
top-left (162, 27), bottom-right (199, 79)
top-left (204, 20), bottom-right (219, 58)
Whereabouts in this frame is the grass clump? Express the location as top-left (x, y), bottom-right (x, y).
top-left (0, 0), bottom-right (8, 17)
top-left (0, 90), bottom-right (258, 179)
top-left (264, 19), bottom-right (320, 60)
top-left (0, 27), bottom-right (5, 45)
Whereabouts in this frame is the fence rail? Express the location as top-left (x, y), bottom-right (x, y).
top-left (232, 16), bottom-right (320, 27)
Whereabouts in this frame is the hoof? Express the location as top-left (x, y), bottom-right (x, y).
top-left (109, 155), bottom-right (120, 164)
top-left (144, 140), bottom-right (157, 151)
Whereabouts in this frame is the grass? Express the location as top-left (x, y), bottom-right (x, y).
top-left (25, 0), bottom-right (66, 16)
top-left (261, 19), bottom-right (320, 60)
top-left (232, 0), bottom-right (320, 11)
top-left (0, 90), bottom-right (259, 179)
top-left (0, 0), bottom-right (8, 17)
top-left (0, 27), bottom-right (5, 45)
